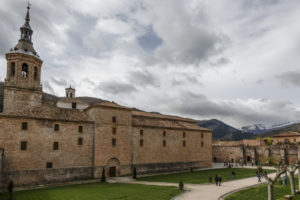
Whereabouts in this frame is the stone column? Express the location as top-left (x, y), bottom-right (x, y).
top-left (280, 148), bottom-right (287, 164)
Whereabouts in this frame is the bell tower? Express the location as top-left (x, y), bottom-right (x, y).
top-left (3, 4), bottom-right (43, 113)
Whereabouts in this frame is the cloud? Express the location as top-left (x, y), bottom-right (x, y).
top-left (128, 70), bottom-right (160, 87)
top-left (95, 80), bottom-right (137, 95)
top-left (276, 71), bottom-right (300, 87)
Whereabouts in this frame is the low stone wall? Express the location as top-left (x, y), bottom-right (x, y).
top-left (2, 167), bottom-right (94, 187)
top-left (135, 160), bottom-right (212, 174)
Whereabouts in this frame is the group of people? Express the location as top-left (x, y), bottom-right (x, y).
top-left (214, 175), bottom-right (223, 186)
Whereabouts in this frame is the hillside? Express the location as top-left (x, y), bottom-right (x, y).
top-left (256, 123), bottom-right (300, 138)
top-left (198, 119), bottom-right (253, 141)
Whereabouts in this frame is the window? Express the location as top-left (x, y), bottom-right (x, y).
top-left (163, 140), bottom-right (166, 147)
top-left (112, 116), bottom-right (116, 123)
top-left (21, 63), bottom-right (28, 78)
top-left (54, 124), bottom-right (59, 131)
top-left (183, 132), bottom-right (186, 138)
top-left (140, 129), bottom-right (143, 136)
top-left (140, 139), bottom-right (144, 147)
top-left (78, 126), bottom-right (83, 133)
top-left (34, 67), bottom-right (38, 80)
top-left (72, 102), bottom-right (77, 109)
top-left (163, 131), bottom-right (166, 137)
top-left (294, 139), bottom-right (296, 142)
top-left (201, 141), bottom-right (204, 147)
top-left (201, 133), bottom-right (204, 139)
top-left (11, 62), bottom-right (15, 77)
top-left (112, 138), bottom-right (116, 147)
top-left (112, 127), bottom-right (117, 135)
top-left (183, 140), bottom-right (186, 147)
top-left (53, 142), bottom-right (59, 150)
top-left (46, 162), bottom-right (53, 169)
top-left (21, 122), bottom-right (28, 130)
top-left (21, 141), bottom-right (27, 151)
top-left (78, 138), bottom-right (83, 146)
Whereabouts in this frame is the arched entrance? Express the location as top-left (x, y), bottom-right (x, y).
top-left (107, 158), bottom-right (120, 177)
top-left (213, 157), bottom-right (217, 162)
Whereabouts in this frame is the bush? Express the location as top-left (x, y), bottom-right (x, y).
top-left (179, 181), bottom-right (184, 190)
top-left (101, 168), bottom-right (106, 182)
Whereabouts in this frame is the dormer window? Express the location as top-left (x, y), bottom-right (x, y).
top-left (22, 63), bottom-right (28, 78)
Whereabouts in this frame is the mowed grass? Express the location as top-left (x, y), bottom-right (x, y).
top-left (0, 183), bottom-right (183, 200)
top-left (137, 168), bottom-right (275, 184)
top-left (225, 177), bottom-right (300, 200)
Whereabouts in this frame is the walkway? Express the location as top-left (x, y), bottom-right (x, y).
top-left (113, 168), bottom-right (274, 200)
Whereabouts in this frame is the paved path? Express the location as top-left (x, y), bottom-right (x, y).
top-left (113, 170), bottom-right (275, 200)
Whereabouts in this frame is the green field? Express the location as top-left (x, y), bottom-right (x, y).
top-left (225, 178), bottom-right (300, 200)
top-left (0, 183), bottom-right (182, 200)
top-left (137, 168), bottom-right (275, 184)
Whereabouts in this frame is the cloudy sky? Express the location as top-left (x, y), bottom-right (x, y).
top-left (1, 0), bottom-right (300, 128)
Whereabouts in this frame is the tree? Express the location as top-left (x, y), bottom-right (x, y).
top-left (258, 164), bottom-right (287, 200)
top-left (133, 166), bottom-right (137, 179)
top-left (286, 162), bottom-right (300, 196)
top-left (101, 167), bottom-right (106, 182)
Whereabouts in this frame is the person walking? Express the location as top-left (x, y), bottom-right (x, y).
top-left (214, 175), bottom-right (219, 186)
top-left (282, 174), bottom-right (287, 186)
top-left (232, 171), bottom-right (235, 179)
top-left (218, 175), bottom-right (222, 186)
top-left (257, 173), bottom-right (261, 183)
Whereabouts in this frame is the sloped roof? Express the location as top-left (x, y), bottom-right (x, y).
top-left (0, 102), bottom-right (92, 123)
top-left (58, 97), bottom-right (88, 105)
top-left (273, 131), bottom-right (300, 137)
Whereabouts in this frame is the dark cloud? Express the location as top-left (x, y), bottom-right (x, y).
top-left (128, 70), bottom-right (160, 87)
top-left (276, 71), bottom-right (300, 87)
top-left (96, 80), bottom-right (137, 94)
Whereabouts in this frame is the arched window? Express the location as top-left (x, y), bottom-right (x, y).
top-left (11, 62), bottom-right (15, 77)
top-left (34, 67), bottom-right (38, 80)
top-left (22, 63), bottom-right (28, 78)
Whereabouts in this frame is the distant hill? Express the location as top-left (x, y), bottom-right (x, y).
top-left (256, 123), bottom-right (300, 138)
top-left (198, 119), bottom-right (253, 141)
top-left (241, 121), bottom-right (300, 135)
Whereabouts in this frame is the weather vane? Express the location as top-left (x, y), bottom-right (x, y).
top-left (26, 0), bottom-right (31, 9)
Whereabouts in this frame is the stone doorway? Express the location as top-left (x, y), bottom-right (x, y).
top-left (107, 158), bottom-right (120, 177)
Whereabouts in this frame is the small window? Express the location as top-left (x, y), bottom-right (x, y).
top-left (34, 67), bottom-right (38, 80)
top-left (183, 140), bottom-right (186, 147)
top-left (54, 124), bottom-right (59, 131)
top-left (46, 162), bottom-right (53, 169)
top-left (53, 142), bottom-right (59, 150)
top-left (70, 93), bottom-right (73, 98)
top-left (21, 63), bottom-right (28, 78)
top-left (112, 138), bottom-right (116, 147)
top-left (163, 131), bottom-right (166, 137)
top-left (201, 141), bottom-right (204, 147)
top-left (112, 116), bottom-right (116, 123)
top-left (11, 62), bottom-right (15, 77)
top-left (163, 140), bottom-right (166, 147)
top-left (78, 138), bottom-right (83, 146)
top-left (72, 102), bottom-right (77, 109)
top-left (294, 139), bottom-right (296, 142)
top-left (140, 139), bottom-right (143, 147)
top-left (21, 141), bottom-right (27, 151)
top-left (112, 127), bottom-right (117, 135)
top-left (78, 126), bottom-right (83, 133)
top-left (140, 129), bottom-right (143, 136)
top-left (183, 132), bottom-right (186, 138)
top-left (21, 122), bottom-right (28, 130)
top-left (201, 133), bottom-right (203, 139)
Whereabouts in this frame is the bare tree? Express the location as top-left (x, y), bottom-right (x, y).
top-left (286, 164), bottom-right (299, 196)
top-left (258, 165), bottom-right (287, 200)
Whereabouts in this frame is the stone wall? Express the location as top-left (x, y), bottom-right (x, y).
top-left (0, 116), bottom-right (94, 186)
top-left (213, 143), bottom-right (300, 164)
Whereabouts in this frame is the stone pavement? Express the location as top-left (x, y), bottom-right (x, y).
top-left (113, 168), bottom-right (275, 200)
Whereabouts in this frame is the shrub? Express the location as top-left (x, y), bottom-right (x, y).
top-left (133, 166), bottom-right (137, 179)
top-left (179, 181), bottom-right (184, 190)
top-left (101, 168), bottom-right (106, 182)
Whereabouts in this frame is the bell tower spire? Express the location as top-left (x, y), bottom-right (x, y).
top-left (3, 2), bottom-right (43, 113)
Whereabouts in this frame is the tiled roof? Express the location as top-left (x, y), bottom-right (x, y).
top-left (273, 131), bottom-right (300, 137)
top-left (0, 102), bottom-right (93, 123)
top-left (86, 101), bottom-right (132, 110)
top-left (58, 97), bottom-right (88, 105)
top-left (132, 114), bottom-right (210, 131)
top-left (132, 110), bottom-right (196, 122)
top-left (213, 141), bottom-right (243, 146)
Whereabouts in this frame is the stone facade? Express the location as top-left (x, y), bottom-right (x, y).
top-left (0, 6), bottom-right (213, 188)
top-left (213, 141), bottom-right (300, 165)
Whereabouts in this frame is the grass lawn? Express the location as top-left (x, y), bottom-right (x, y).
top-left (137, 168), bottom-right (275, 184)
top-left (0, 183), bottom-right (183, 200)
top-left (225, 178), bottom-right (300, 200)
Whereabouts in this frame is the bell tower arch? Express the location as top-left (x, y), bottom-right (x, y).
top-left (3, 4), bottom-right (43, 113)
